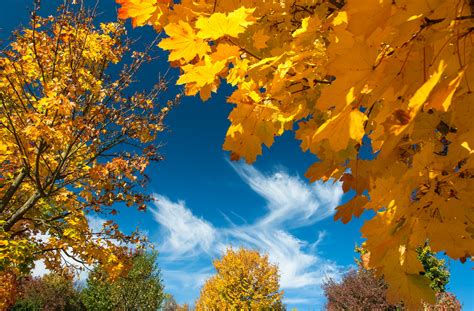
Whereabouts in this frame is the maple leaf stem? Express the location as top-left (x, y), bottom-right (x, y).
top-left (455, 14), bottom-right (474, 20)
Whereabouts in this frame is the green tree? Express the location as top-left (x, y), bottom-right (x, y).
top-left (416, 245), bottom-right (450, 293)
top-left (81, 251), bottom-right (165, 311)
top-left (80, 268), bottom-right (113, 311)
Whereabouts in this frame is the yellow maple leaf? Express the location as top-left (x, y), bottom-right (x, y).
top-left (408, 61), bottom-right (446, 111)
top-left (158, 21), bottom-right (210, 62)
top-left (334, 195), bottom-right (368, 224)
top-left (196, 7), bottom-right (256, 40)
top-left (177, 58), bottom-right (226, 88)
top-left (304, 106), bottom-right (367, 151)
top-left (385, 266), bottom-right (435, 308)
top-left (176, 57), bottom-right (227, 100)
top-left (292, 16), bottom-right (322, 45)
top-left (304, 161), bottom-right (341, 183)
top-left (426, 69), bottom-right (464, 111)
top-left (117, 0), bottom-right (169, 27)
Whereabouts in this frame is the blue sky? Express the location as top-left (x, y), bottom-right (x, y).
top-left (2, 1), bottom-right (473, 309)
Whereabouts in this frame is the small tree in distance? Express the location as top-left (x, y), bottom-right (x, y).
top-left (163, 294), bottom-right (191, 311)
top-left (195, 247), bottom-right (284, 310)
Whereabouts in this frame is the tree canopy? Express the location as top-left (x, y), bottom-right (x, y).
top-left (0, 2), bottom-right (174, 284)
top-left (81, 251), bottom-right (165, 311)
top-left (195, 248), bottom-right (284, 310)
top-left (11, 273), bottom-right (83, 311)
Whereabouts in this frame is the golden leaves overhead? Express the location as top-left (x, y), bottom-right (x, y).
top-left (117, 0), bottom-right (171, 28)
top-left (117, 0), bottom-right (158, 27)
top-left (196, 7), bottom-right (256, 39)
top-left (158, 21), bottom-right (210, 62)
top-left (117, 0), bottom-right (474, 307)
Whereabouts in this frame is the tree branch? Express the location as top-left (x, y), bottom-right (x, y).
top-left (3, 191), bottom-right (42, 231)
top-left (0, 168), bottom-right (28, 213)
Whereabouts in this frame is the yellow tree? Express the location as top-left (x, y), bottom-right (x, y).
top-left (195, 248), bottom-right (284, 310)
top-left (0, 1), bottom-right (175, 286)
top-left (117, 0), bottom-right (474, 308)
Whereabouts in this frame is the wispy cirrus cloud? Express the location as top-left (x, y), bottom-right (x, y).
top-left (151, 162), bottom-right (344, 307)
top-left (231, 163), bottom-right (343, 228)
top-left (151, 195), bottom-right (216, 258)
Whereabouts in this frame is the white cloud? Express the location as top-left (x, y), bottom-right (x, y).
top-left (151, 163), bottom-right (345, 307)
top-left (226, 227), bottom-right (340, 289)
top-left (231, 163), bottom-right (343, 228)
top-left (87, 214), bottom-right (107, 233)
top-left (151, 195), bottom-right (216, 257)
top-left (31, 259), bottom-right (48, 278)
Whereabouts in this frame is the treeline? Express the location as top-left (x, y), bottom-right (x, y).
top-left (6, 252), bottom-right (187, 311)
top-left (4, 247), bottom-right (461, 310)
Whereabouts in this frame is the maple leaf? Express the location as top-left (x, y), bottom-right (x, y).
top-left (298, 106), bottom-right (367, 152)
top-left (292, 16), bottom-right (322, 45)
top-left (223, 102), bottom-right (279, 163)
top-left (252, 29), bottom-right (270, 50)
top-left (117, 0), bottom-right (170, 27)
top-left (158, 21), bottom-right (210, 62)
top-left (176, 57), bottom-right (227, 100)
top-left (304, 161), bottom-right (341, 183)
top-left (196, 7), bottom-right (256, 40)
top-left (426, 70), bottom-right (464, 112)
top-left (334, 195), bottom-right (368, 224)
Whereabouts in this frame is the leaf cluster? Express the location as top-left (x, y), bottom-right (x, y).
top-left (116, 0), bottom-right (474, 307)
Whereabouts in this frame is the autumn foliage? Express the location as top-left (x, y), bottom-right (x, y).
top-left (12, 273), bottom-right (82, 311)
top-left (195, 248), bottom-right (284, 310)
top-left (117, 0), bottom-right (474, 307)
top-left (0, 2), bottom-right (174, 284)
top-left (0, 270), bottom-right (19, 310)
